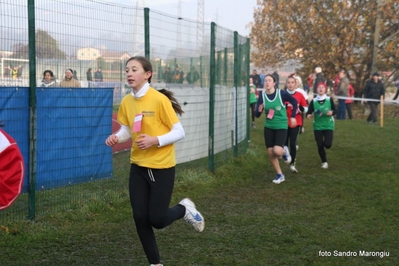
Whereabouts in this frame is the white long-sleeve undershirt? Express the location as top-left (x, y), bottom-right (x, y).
top-left (114, 122), bottom-right (185, 147)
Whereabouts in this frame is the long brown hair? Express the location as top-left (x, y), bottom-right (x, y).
top-left (158, 89), bottom-right (184, 116)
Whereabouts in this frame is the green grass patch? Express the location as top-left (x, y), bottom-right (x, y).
top-left (1, 109), bottom-right (398, 265)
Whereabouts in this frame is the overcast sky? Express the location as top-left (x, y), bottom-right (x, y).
top-left (125, 0), bottom-right (256, 37)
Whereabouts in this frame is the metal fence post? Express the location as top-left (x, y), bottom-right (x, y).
top-left (27, 0), bottom-right (37, 220)
top-left (246, 37), bottom-right (251, 144)
top-left (234, 31), bottom-right (238, 156)
top-left (208, 22), bottom-right (216, 172)
top-left (144, 8), bottom-right (150, 58)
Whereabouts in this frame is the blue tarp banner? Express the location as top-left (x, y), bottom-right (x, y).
top-left (36, 87), bottom-right (113, 189)
top-left (0, 87), bottom-right (113, 192)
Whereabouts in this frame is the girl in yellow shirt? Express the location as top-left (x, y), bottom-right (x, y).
top-left (105, 56), bottom-right (205, 266)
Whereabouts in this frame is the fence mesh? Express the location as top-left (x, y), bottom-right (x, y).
top-left (0, 0), bottom-right (250, 222)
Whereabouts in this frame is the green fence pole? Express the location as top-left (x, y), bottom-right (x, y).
top-left (144, 8), bottom-right (150, 58)
top-left (208, 22), bottom-right (216, 172)
top-left (233, 32), bottom-right (238, 157)
top-left (120, 60), bottom-right (123, 82)
top-left (246, 37), bottom-right (251, 145)
top-left (200, 56), bottom-right (203, 88)
top-left (224, 48), bottom-right (228, 85)
top-left (189, 57), bottom-right (193, 84)
top-left (27, 0), bottom-right (37, 220)
top-left (158, 59), bottom-right (163, 82)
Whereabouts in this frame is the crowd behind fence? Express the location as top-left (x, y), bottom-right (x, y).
top-left (0, 0), bottom-right (250, 222)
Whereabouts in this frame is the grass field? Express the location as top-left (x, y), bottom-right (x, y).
top-left (1, 106), bottom-right (399, 266)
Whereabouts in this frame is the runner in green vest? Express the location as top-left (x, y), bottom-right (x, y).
top-left (249, 77), bottom-right (258, 129)
top-left (306, 82), bottom-right (336, 169)
top-left (255, 74), bottom-right (298, 184)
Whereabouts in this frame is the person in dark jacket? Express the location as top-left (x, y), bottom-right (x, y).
top-left (393, 78), bottom-right (399, 100)
top-left (336, 69), bottom-right (349, 120)
top-left (272, 69), bottom-right (280, 88)
top-left (250, 69), bottom-right (261, 88)
top-left (313, 67), bottom-right (326, 94)
top-left (94, 68), bottom-right (103, 82)
top-left (86, 68), bottom-right (93, 82)
top-left (186, 67), bottom-right (200, 84)
top-left (363, 72), bottom-right (385, 124)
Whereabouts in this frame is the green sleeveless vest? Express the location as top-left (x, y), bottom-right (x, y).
top-left (262, 89), bottom-right (287, 129)
top-left (313, 97), bottom-right (335, 130)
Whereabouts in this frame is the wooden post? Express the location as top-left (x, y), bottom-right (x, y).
top-left (380, 95), bottom-right (384, 127)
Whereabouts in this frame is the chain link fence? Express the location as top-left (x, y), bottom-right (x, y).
top-left (0, 0), bottom-right (250, 222)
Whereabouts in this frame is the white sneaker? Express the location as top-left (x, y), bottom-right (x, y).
top-left (179, 198), bottom-right (205, 232)
top-left (321, 162), bottom-right (328, 169)
top-left (289, 164), bottom-right (298, 173)
top-left (272, 174), bottom-right (285, 184)
top-left (282, 146), bottom-right (291, 164)
top-left (296, 145), bottom-right (299, 151)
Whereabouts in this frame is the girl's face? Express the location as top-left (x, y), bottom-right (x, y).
top-left (264, 76), bottom-right (275, 89)
top-left (317, 84), bottom-right (327, 95)
top-left (125, 59), bottom-right (151, 90)
top-left (44, 72), bottom-right (52, 81)
top-left (286, 78), bottom-right (296, 91)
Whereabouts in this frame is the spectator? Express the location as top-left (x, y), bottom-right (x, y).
top-left (333, 73), bottom-right (340, 95)
top-left (11, 65), bottom-right (23, 79)
top-left (313, 67), bottom-right (326, 94)
top-left (393, 78), bottom-right (399, 100)
top-left (363, 72), bottom-right (385, 124)
top-left (259, 69), bottom-right (266, 89)
top-left (4, 65), bottom-right (11, 78)
top-left (40, 70), bottom-right (58, 87)
top-left (346, 83), bottom-right (355, 119)
top-left (86, 68), bottom-right (93, 82)
top-left (272, 69), bottom-right (280, 88)
top-left (306, 74), bottom-right (313, 93)
top-left (185, 67), bottom-right (200, 84)
top-left (172, 65), bottom-right (184, 83)
top-left (163, 67), bottom-right (172, 83)
top-left (73, 70), bottom-right (78, 80)
top-left (59, 68), bottom-right (81, 88)
top-left (250, 69), bottom-right (261, 89)
top-left (336, 69), bottom-right (349, 120)
top-left (94, 68), bottom-right (103, 82)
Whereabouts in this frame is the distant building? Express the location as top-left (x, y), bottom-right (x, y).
top-left (0, 50), bottom-right (13, 58)
top-left (76, 47), bottom-right (130, 62)
top-left (77, 47), bottom-right (101, 61)
top-left (100, 50), bottom-right (131, 62)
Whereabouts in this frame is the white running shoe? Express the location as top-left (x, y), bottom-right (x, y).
top-left (282, 146), bottom-right (291, 164)
top-left (272, 174), bottom-right (285, 184)
top-left (321, 162), bottom-right (328, 169)
top-left (289, 164), bottom-right (298, 173)
top-left (179, 198), bottom-right (205, 232)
